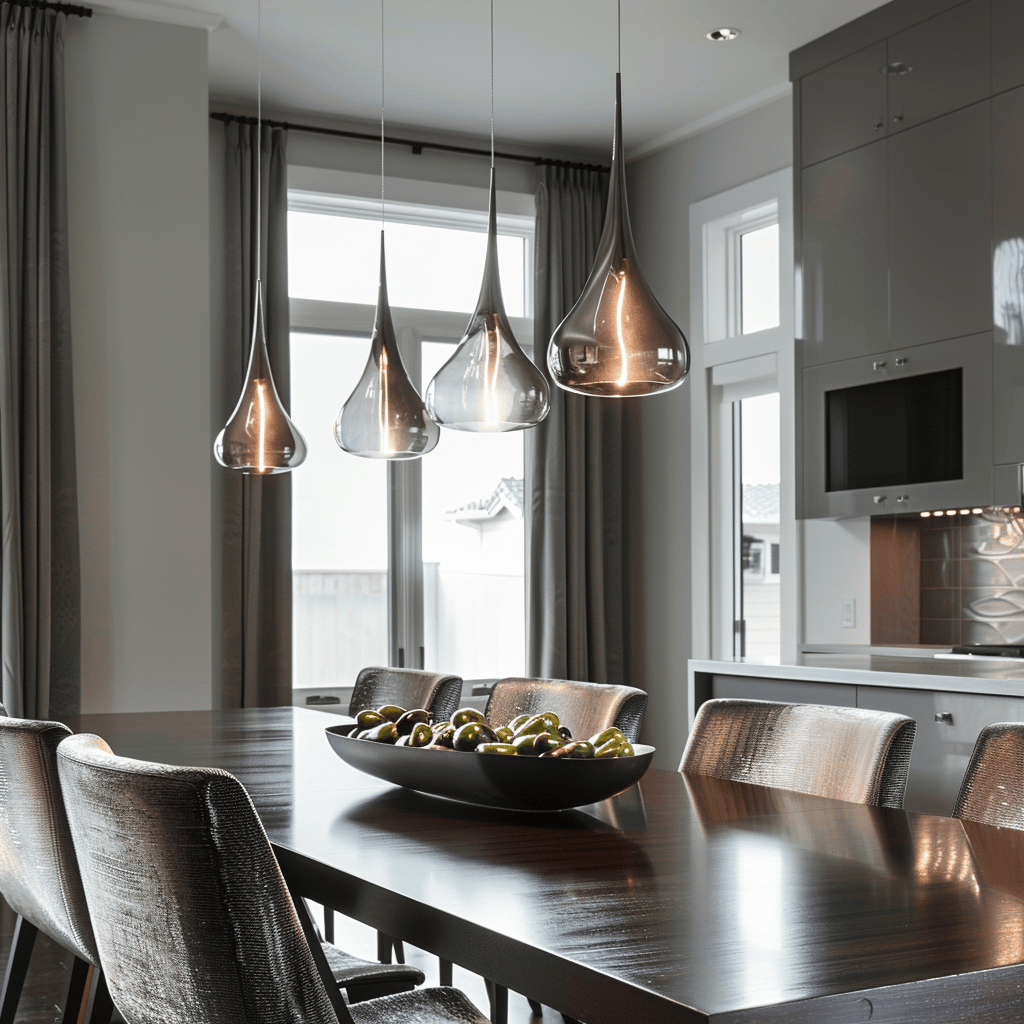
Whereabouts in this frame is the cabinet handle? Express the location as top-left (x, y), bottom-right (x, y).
top-left (895, 357), bottom-right (908, 366)
top-left (935, 712), bottom-right (954, 725)
top-left (893, 114), bottom-right (904, 123)
top-left (896, 495), bottom-right (910, 503)
top-left (873, 121), bottom-right (884, 131)
top-left (873, 360), bottom-right (886, 370)
top-left (873, 495), bottom-right (886, 504)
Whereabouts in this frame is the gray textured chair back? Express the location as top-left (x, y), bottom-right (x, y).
top-left (953, 723), bottom-right (1024, 828)
top-left (349, 667), bottom-right (462, 723)
top-left (485, 677), bottom-right (648, 742)
top-left (57, 733), bottom-right (339, 1024)
top-left (680, 698), bottom-right (916, 810)
top-left (0, 717), bottom-right (99, 965)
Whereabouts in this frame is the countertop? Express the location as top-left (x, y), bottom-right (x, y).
top-left (690, 652), bottom-right (1024, 698)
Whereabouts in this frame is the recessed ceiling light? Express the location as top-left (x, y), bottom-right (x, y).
top-left (707, 28), bottom-right (740, 42)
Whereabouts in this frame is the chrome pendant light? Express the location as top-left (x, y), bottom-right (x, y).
top-left (334, 0), bottom-right (439, 459)
top-left (214, 0), bottom-right (307, 473)
top-left (547, 2), bottom-right (689, 398)
top-left (424, 1), bottom-right (550, 432)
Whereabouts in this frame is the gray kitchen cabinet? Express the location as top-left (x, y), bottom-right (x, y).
top-left (709, 674), bottom-right (856, 708)
top-left (993, 85), bottom-right (1024, 466)
top-left (993, 0), bottom-right (1024, 94)
top-left (800, 141), bottom-right (888, 367)
top-left (855, 685), bottom-right (1024, 815)
top-left (888, 101), bottom-right (993, 349)
top-left (800, 41), bottom-right (888, 167)
top-left (886, 0), bottom-right (991, 135)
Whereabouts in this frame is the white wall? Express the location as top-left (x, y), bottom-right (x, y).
top-left (803, 519), bottom-right (872, 644)
top-left (65, 14), bottom-right (213, 713)
top-left (627, 97), bottom-right (793, 767)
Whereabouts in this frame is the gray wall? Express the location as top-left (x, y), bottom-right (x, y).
top-left (627, 97), bottom-right (793, 767)
top-left (65, 14), bottom-right (213, 713)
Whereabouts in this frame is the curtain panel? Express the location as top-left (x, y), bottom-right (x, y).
top-left (526, 164), bottom-right (642, 686)
top-left (0, 4), bottom-right (80, 719)
top-left (220, 122), bottom-right (293, 709)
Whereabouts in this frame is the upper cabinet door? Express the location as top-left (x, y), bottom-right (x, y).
top-left (801, 41), bottom-right (887, 167)
top-left (993, 0), bottom-right (1024, 93)
top-left (889, 102), bottom-right (993, 350)
top-left (800, 141), bottom-right (888, 367)
top-left (887, 0), bottom-right (991, 134)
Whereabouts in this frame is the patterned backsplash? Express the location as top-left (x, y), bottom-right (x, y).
top-left (919, 512), bottom-right (1024, 645)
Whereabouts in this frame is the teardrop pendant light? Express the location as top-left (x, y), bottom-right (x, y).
top-left (424, 1), bottom-right (550, 432)
top-left (547, 4), bottom-right (689, 398)
top-left (214, 0), bottom-right (307, 473)
top-left (334, 0), bottom-right (439, 460)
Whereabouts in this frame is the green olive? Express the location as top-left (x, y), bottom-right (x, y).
top-left (356, 709), bottom-right (388, 730)
top-left (590, 727), bottom-right (625, 748)
top-left (453, 721), bottom-right (496, 751)
top-left (408, 722), bottom-right (434, 747)
top-left (364, 722), bottom-right (399, 744)
top-left (451, 707), bottom-right (487, 728)
top-left (508, 714), bottom-right (533, 732)
top-left (512, 734), bottom-right (543, 756)
top-left (543, 740), bottom-right (595, 759)
top-left (514, 714), bottom-right (552, 737)
top-left (376, 705), bottom-right (406, 723)
top-left (493, 725), bottom-right (515, 743)
top-left (476, 742), bottom-right (517, 755)
top-left (618, 740), bottom-right (635, 757)
top-left (534, 732), bottom-right (562, 754)
top-left (395, 708), bottom-right (430, 735)
top-left (429, 724), bottom-right (455, 749)
top-left (595, 737), bottom-right (624, 759)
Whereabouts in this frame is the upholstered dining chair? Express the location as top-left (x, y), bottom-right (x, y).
top-left (680, 698), bottom-right (917, 810)
top-left (345, 665), bottom-right (463, 965)
top-left (485, 676), bottom-right (648, 743)
top-left (952, 722), bottom-right (1024, 828)
top-left (0, 712), bottom-right (113, 1024)
top-left (56, 732), bottom-right (490, 1024)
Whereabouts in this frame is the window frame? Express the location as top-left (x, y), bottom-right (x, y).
top-left (286, 181), bottom-right (535, 688)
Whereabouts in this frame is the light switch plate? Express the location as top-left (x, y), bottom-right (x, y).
top-left (842, 599), bottom-right (856, 629)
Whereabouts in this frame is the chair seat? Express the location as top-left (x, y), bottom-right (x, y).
top-left (350, 986), bottom-right (490, 1023)
top-left (321, 940), bottom-right (424, 988)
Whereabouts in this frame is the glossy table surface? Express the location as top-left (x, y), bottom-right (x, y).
top-left (64, 707), bottom-right (1024, 1024)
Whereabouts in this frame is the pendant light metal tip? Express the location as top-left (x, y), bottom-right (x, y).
top-left (425, 167), bottom-right (550, 431)
top-left (546, 72), bottom-right (689, 398)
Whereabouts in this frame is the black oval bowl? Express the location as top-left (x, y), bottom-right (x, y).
top-left (325, 726), bottom-right (654, 811)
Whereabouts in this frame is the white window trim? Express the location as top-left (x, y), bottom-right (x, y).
top-left (689, 167), bottom-right (800, 663)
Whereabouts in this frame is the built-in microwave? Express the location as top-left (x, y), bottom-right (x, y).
top-left (801, 333), bottom-right (993, 518)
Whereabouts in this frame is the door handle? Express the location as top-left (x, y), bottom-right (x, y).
top-left (935, 712), bottom-right (954, 725)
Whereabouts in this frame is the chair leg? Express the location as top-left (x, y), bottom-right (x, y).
top-left (0, 915), bottom-right (37, 1024)
top-left (323, 907), bottom-right (334, 943)
top-left (376, 931), bottom-right (393, 963)
top-left (60, 956), bottom-right (91, 1024)
top-left (86, 969), bottom-right (114, 1024)
top-left (438, 957), bottom-right (453, 986)
top-left (527, 997), bottom-right (543, 1017)
top-left (392, 939), bottom-right (405, 964)
top-left (484, 980), bottom-right (508, 1024)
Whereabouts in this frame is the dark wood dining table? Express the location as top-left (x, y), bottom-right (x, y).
top-left (62, 706), bottom-right (1024, 1023)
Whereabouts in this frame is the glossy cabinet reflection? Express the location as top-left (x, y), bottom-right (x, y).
top-left (993, 0), bottom-right (1024, 94)
top-left (992, 85), bottom-right (1024, 466)
top-left (801, 140), bottom-right (888, 366)
top-left (800, 42), bottom-right (887, 168)
top-left (889, 101), bottom-right (993, 349)
top-left (886, 0), bottom-right (991, 135)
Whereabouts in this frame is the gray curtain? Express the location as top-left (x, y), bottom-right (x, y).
top-left (526, 164), bottom-right (642, 685)
top-left (220, 122), bottom-right (293, 708)
top-left (0, 4), bottom-right (80, 720)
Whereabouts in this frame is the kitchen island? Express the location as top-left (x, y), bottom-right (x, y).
top-left (689, 652), bottom-right (1024, 814)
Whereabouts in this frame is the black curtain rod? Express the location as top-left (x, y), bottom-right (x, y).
top-left (3, 0), bottom-right (92, 16)
top-left (210, 111), bottom-right (608, 173)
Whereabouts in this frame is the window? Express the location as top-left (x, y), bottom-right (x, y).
top-left (287, 185), bottom-right (535, 694)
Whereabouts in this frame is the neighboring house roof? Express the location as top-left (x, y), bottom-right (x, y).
top-left (447, 477), bottom-right (524, 524)
top-left (743, 482), bottom-right (780, 524)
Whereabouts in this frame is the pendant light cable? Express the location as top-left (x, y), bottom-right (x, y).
top-left (490, 0), bottom-right (494, 169)
top-left (256, 0), bottom-right (262, 285)
top-left (617, 0), bottom-right (621, 74)
top-left (380, 0), bottom-right (385, 228)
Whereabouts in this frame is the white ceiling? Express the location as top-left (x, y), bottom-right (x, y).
top-left (99, 0), bottom-right (890, 159)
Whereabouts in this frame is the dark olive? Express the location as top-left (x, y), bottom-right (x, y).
top-left (534, 732), bottom-right (562, 754)
top-left (395, 708), bottom-right (430, 735)
top-left (364, 722), bottom-right (399, 744)
top-left (376, 705), bottom-right (406, 723)
top-left (595, 737), bottom-right (624, 759)
top-left (590, 727), bottom-right (625, 748)
top-left (408, 722), bottom-right (433, 748)
top-left (494, 726), bottom-right (515, 743)
top-left (476, 742), bottom-right (517, 755)
top-left (545, 741), bottom-right (595, 759)
top-left (451, 707), bottom-right (486, 728)
top-left (508, 714), bottom-right (532, 732)
top-left (356, 709), bottom-right (388, 730)
top-left (453, 721), bottom-right (497, 751)
top-left (512, 734), bottom-right (542, 756)
top-left (429, 724), bottom-right (456, 749)
top-left (557, 725), bottom-right (573, 742)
